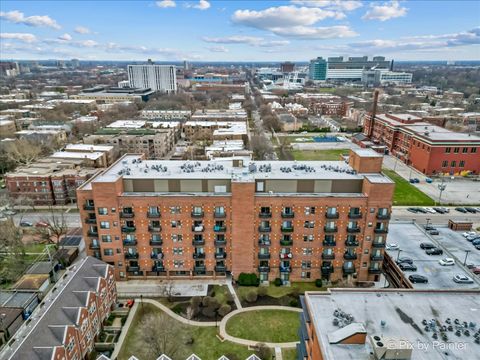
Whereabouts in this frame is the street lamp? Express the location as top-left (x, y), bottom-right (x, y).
top-left (463, 250), bottom-right (471, 266)
top-left (396, 249), bottom-right (403, 261)
top-left (425, 218), bottom-right (431, 232)
top-left (437, 179), bottom-right (447, 205)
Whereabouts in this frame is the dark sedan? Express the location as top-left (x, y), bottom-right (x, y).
top-left (409, 275), bottom-right (428, 284)
top-left (426, 248), bottom-right (444, 255)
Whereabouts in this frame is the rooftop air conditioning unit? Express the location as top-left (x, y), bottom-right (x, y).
top-left (370, 335), bottom-right (413, 360)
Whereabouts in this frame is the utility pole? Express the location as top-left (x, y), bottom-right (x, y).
top-left (437, 178), bottom-right (447, 205)
top-left (463, 250), bottom-right (471, 266)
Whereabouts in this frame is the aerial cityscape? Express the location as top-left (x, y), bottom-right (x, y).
top-left (0, 1), bottom-right (480, 360)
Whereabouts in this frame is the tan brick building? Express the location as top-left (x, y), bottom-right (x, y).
top-left (77, 149), bottom-right (393, 284)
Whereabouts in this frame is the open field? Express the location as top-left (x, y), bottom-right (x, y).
top-left (382, 169), bottom-right (435, 206)
top-left (291, 149), bottom-right (348, 161)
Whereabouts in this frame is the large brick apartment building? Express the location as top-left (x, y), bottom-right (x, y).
top-left (363, 113), bottom-right (480, 175)
top-left (1, 257), bottom-right (116, 360)
top-left (77, 149), bottom-right (394, 283)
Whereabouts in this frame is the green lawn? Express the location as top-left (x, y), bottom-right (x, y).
top-left (237, 282), bottom-right (323, 301)
top-left (118, 304), bottom-right (255, 360)
top-left (23, 243), bottom-right (48, 253)
top-left (283, 348), bottom-right (298, 360)
top-left (226, 309), bottom-right (300, 343)
top-left (211, 284), bottom-right (230, 305)
top-left (291, 149), bottom-right (349, 161)
top-left (382, 169), bottom-right (435, 206)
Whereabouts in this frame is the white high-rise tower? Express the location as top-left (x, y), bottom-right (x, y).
top-left (127, 60), bottom-right (177, 93)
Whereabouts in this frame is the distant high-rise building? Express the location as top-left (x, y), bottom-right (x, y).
top-left (184, 60), bottom-right (189, 70)
top-left (280, 62), bottom-right (295, 73)
top-left (71, 58), bottom-right (80, 68)
top-left (326, 56), bottom-right (392, 81)
top-left (308, 57), bottom-right (327, 81)
top-left (127, 61), bottom-right (177, 93)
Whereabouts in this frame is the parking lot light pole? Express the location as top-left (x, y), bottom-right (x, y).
top-left (396, 249), bottom-right (403, 261)
top-left (463, 250), bottom-right (471, 266)
top-left (425, 218), bottom-right (431, 231)
top-left (437, 179), bottom-right (447, 206)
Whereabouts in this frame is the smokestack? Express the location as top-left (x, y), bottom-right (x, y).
top-left (368, 89), bottom-right (379, 138)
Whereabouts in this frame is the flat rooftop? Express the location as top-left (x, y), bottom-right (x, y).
top-left (64, 143), bottom-right (113, 152)
top-left (50, 151), bottom-right (105, 161)
top-left (403, 123), bottom-right (480, 142)
top-left (305, 289), bottom-right (480, 360)
top-left (107, 120), bottom-right (146, 128)
top-left (351, 148), bottom-right (383, 158)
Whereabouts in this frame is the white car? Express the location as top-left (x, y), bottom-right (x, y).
top-left (386, 243), bottom-right (400, 250)
top-left (453, 274), bottom-right (474, 284)
top-left (439, 258), bottom-right (455, 266)
top-left (423, 207), bottom-right (437, 214)
top-left (463, 231), bottom-right (476, 238)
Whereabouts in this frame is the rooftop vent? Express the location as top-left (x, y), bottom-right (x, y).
top-left (370, 335), bottom-right (413, 360)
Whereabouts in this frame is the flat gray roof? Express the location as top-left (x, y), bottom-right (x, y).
top-left (305, 289), bottom-right (480, 360)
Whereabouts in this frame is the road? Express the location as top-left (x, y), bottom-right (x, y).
top-left (10, 207), bottom-right (480, 229)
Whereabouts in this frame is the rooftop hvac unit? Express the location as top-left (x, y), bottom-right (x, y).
top-left (370, 335), bottom-right (413, 360)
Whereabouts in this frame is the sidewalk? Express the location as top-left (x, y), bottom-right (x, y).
top-left (111, 301), bottom-right (139, 359)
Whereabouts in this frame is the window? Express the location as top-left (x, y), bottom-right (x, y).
top-left (173, 247), bottom-right (183, 255)
top-left (260, 206), bottom-right (271, 215)
top-left (454, 147), bottom-right (459, 153)
top-left (100, 221), bottom-right (110, 229)
top-left (171, 220), bottom-right (181, 228)
top-left (303, 234), bottom-right (314, 242)
top-left (215, 206), bottom-right (225, 216)
top-left (459, 160), bottom-right (465, 167)
top-left (192, 206), bottom-right (203, 215)
top-left (170, 206), bottom-right (181, 214)
top-left (101, 235), bottom-right (112, 243)
top-left (445, 147), bottom-right (451, 153)
top-left (98, 207), bottom-right (108, 215)
top-left (103, 249), bottom-right (113, 256)
top-left (148, 206), bottom-right (159, 216)
top-left (304, 206), bottom-right (315, 215)
top-left (442, 160), bottom-right (448, 167)
top-left (256, 181), bottom-right (265, 192)
top-left (174, 260), bottom-right (184, 268)
top-left (304, 221), bottom-right (315, 228)
top-left (301, 261), bottom-right (311, 269)
top-left (451, 161), bottom-right (456, 167)
top-left (301, 271), bottom-right (311, 279)
top-left (463, 147), bottom-right (468, 153)
top-left (172, 234), bottom-right (183, 242)
top-left (472, 147), bottom-right (477, 153)
top-left (302, 248), bottom-right (313, 255)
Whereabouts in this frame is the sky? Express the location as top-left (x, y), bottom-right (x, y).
top-left (0, 0), bottom-right (479, 61)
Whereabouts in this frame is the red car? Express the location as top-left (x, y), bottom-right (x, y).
top-left (126, 299), bottom-right (135, 308)
top-left (471, 267), bottom-right (480, 275)
top-left (35, 221), bottom-right (49, 228)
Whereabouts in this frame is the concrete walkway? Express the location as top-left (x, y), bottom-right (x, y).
top-left (275, 347), bottom-right (283, 360)
top-left (111, 301), bottom-right (139, 359)
top-left (219, 305), bottom-right (302, 349)
top-left (226, 280), bottom-right (242, 310)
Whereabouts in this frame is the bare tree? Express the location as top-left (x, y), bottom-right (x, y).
top-left (250, 135), bottom-right (273, 160)
top-left (0, 218), bottom-right (26, 285)
top-left (160, 279), bottom-right (176, 302)
top-left (3, 139), bottom-right (43, 166)
top-left (36, 207), bottom-right (69, 248)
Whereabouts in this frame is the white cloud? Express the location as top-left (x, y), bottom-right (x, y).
top-left (78, 40), bottom-right (98, 47)
top-left (0, 10), bottom-right (60, 29)
top-left (74, 26), bottom-right (91, 34)
top-left (202, 35), bottom-right (263, 44)
top-left (58, 33), bottom-right (72, 41)
top-left (156, 0), bottom-right (176, 8)
top-left (268, 25), bottom-right (357, 39)
top-left (185, 0), bottom-right (211, 10)
top-left (206, 46), bottom-right (228, 53)
top-left (362, 1), bottom-right (408, 21)
top-left (0, 32), bottom-right (37, 43)
top-left (258, 40), bottom-right (290, 47)
top-left (291, 0), bottom-right (362, 11)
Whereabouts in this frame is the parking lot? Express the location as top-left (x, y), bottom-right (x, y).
top-left (386, 223), bottom-right (480, 290)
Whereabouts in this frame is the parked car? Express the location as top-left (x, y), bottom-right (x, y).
top-left (463, 231), bottom-right (476, 238)
top-left (409, 275), bottom-right (428, 284)
top-left (453, 274), bottom-right (474, 284)
top-left (399, 263), bottom-right (417, 271)
top-left (423, 207), bottom-right (437, 214)
top-left (465, 207), bottom-right (478, 214)
top-left (465, 234), bottom-right (479, 242)
top-left (35, 221), bottom-right (49, 228)
top-left (19, 221), bottom-right (33, 227)
top-left (126, 299), bottom-right (135, 308)
top-left (420, 242), bottom-right (435, 249)
top-left (428, 230), bottom-right (440, 235)
top-left (475, 245), bottom-right (480, 251)
top-left (407, 207), bottom-right (420, 213)
top-left (425, 178), bottom-right (433, 183)
top-left (386, 243), bottom-right (400, 250)
top-left (409, 178), bottom-right (420, 184)
top-left (396, 257), bottom-right (414, 265)
top-left (416, 208), bottom-right (428, 213)
top-left (455, 207), bottom-right (468, 213)
top-left (439, 258), bottom-right (455, 266)
top-left (471, 266), bottom-right (480, 275)
top-left (426, 248), bottom-right (444, 255)
top-left (2, 210), bottom-right (16, 216)
top-left (424, 225), bottom-right (436, 230)
top-left (433, 207), bottom-right (449, 214)
top-left (471, 239), bottom-right (480, 246)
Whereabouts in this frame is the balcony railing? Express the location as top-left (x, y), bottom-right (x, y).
top-left (192, 225), bottom-right (204, 232)
top-left (151, 252), bottom-right (163, 259)
top-left (147, 212), bottom-right (161, 218)
top-left (281, 212), bottom-right (295, 218)
top-left (89, 243), bottom-right (100, 249)
top-left (83, 204), bottom-right (95, 211)
top-left (342, 266), bottom-right (355, 274)
top-left (85, 218), bottom-right (97, 224)
top-left (258, 266), bottom-right (270, 272)
top-left (127, 266), bottom-right (140, 272)
top-left (87, 230), bottom-right (98, 237)
top-left (323, 241), bottom-right (336, 247)
top-left (214, 225), bottom-right (226, 232)
top-left (215, 238), bottom-right (227, 245)
top-left (374, 228), bottom-right (388, 234)
top-left (258, 239), bottom-right (271, 246)
top-left (280, 226), bottom-right (294, 233)
top-left (344, 253), bottom-right (357, 260)
top-left (258, 226), bottom-right (271, 233)
top-left (191, 211), bottom-right (204, 218)
top-left (372, 242), bottom-right (386, 248)
top-left (324, 226), bottom-right (337, 233)
top-left (152, 264), bottom-right (165, 272)
top-left (193, 253), bottom-right (206, 259)
top-left (120, 212), bottom-right (135, 218)
top-left (376, 213), bottom-right (391, 220)
top-left (279, 253), bottom-right (292, 259)
top-left (371, 254), bottom-right (384, 261)
top-left (214, 212), bottom-right (226, 218)
top-left (125, 253), bottom-right (139, 259)
top-left (346, 227), bottom-right (361, 233)
top-left (325, 212), bottom-right (339, 219)
top-left (280, 239), bottom-right (293, 246)
top-left (322, 253), bottom-right (335, 260)
top-left (259, 212), bottom-right (272, 218)
top-left (194, 266), bottom-right (206, 274)
top-left (258, 253), bottom-right (271, 259)
top-left (368, 267), bottom-right (382, 274)
top-left (121, 226), bottom-right (136, 233)
top-left (348, 212), bottom-right (362, 219)
top-left (123, 240), bottom-right (137, 246)
top-left (192, 239), bottom-right (205, 245)
top-left (321, 263), bottom-right (334, 274)
top-left (148, 225), bottom-right (162, 232)
top-left (150, 238), bottom-right (163, 246)
top-left (215, 265), bottom-right (227, 272)
top-left (215, 252), bottom-right (227, 259)
top-left (280, 266), bottom-right (291, 273)
top-left (345, 241), bottom-right (360, 247)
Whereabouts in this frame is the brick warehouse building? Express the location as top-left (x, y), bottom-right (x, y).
top-left (363, 113), bottom-right (480, 175)
top-left (77, 149), bottom-right (394, 284)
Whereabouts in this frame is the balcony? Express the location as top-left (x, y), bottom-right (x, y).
top-left (85, 218), bottom-right (97, 224)
top-left (280, 266), bottom-right (291, 273)
top-left (148, 225), bottom-right (162, 232)
top-left (369, 267), bottom-right (381, 274)
top-left (152, 264), bottom-right (165, 272)
top-left (258, 226), bottom-right (271, 233)
top-left (344, 253), bottom-right (358, 260)
top-left (374, 228), bottom-right (389, 234)
top-left (324, 226), bottom-right (337, 233)
top-left (151, 252), bottom-right (163, 259)
top-left (192, 239), bottom-right (205, 246)
top-left (214, 225), bottom-right (227, 232)
top-left (193, 253), bottom-right (206, 259)
top-left (342, 266), bottom-right (356, 275)
top-left (323, 241), bottom-right (336, 247)
top-left (127, 266), bottom-right (140, 272)
top-left (281, 212), bottom-right (295, 219)
top-left (123, 240), bottom-right (137, 246)
top-left (83, 204), bottom-right (95, 211)
top-left (120, 212), bottom-right (134, 219)
top-left (258, 253), bottom-right (271, 259)
top-left (194, 266), bottom-right (206, 274)
top-left (192, 225), bottom-right (204, 232)
top-left (215, 252), bottom-right (227, 259)
top-left (371, 254), bottom-right (384, 261)
top-left (279, 253), bottom-right (292, 260)
top-left (191, 211), bottom-right (204, 218)
top-left (345, 241), bottom-right (360, 247)
top-left (150, 238), bottom-right (163, 246)
top-left (259, 212), bottom-right (272, 218)
top-left (121, 226), bottom-right (136, 233)
top-left (280, 239), bottom-right (293, 246)
top-left (215, 238), bottom-right (227, 246)
top-left (376, 213), bottom-right (391, 220)
top-left (125, 253), bottom-right (139, 259)
top-left (325, 212), bottom-right (339, 219)
top-left (280, 226), bottom-right (294, 233)
top-left (89, 243), bottom-right (100, 249)
top-left (348, 212), bottom-right (362, 219)
top-left (372, 242), bottom-right (386, 248)
top-left (321, 262), bottom-right (334, 274)
top-left (147, 212), bottom-right (161, 218)
top-left (322, 253), bottom-right (335, 260)
top-left (346, 227), bottom-right (361, 233)
top-left (214, 212), bottom-right (226, 219)
top-left (215, 265), bottom-right (227, 272)
top-left (87, 230), bottom-right (98, 237)
top-left (258, 266), bottom-right (270, 272)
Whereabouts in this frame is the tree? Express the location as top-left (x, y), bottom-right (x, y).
top-left (257, 286), bottom-right (268, 297)
top-left (36, 207), bottom-right (69, 248)
top-left (0, 219), bottom-right (26, 286)
top-left (255, 343), bottom-right (272, 360)
top-left (161, 279), bottom-right (176, 302)
top-left (140, 312), bottom-right (189, 358)
top-left (245, 290), bottom-right (258, 303)
top-left (2, 139), bottom-right (42, 167)
top-left (250, 135), bottom-right (273, 160)
top-left (218, 304), bottom-right (231, 317)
